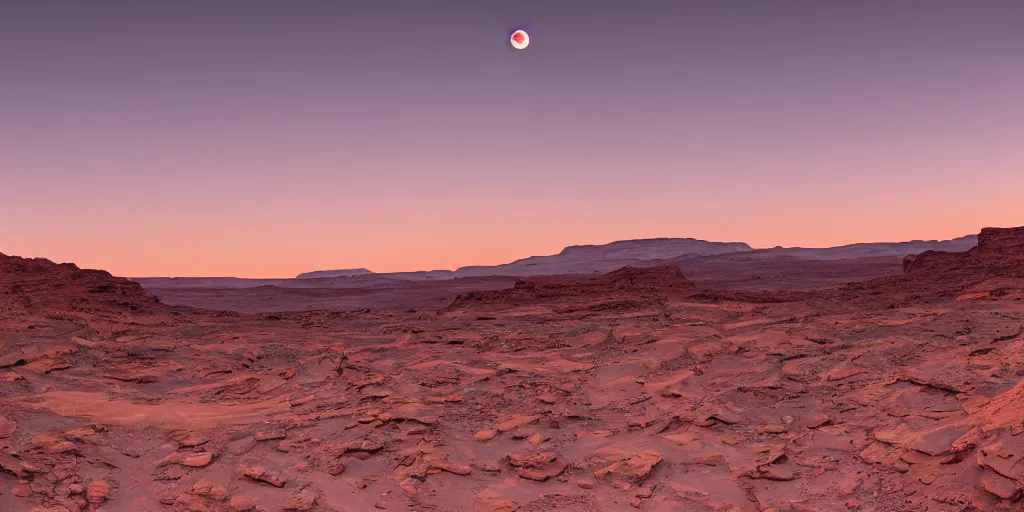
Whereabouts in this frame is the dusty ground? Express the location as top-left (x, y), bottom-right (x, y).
top-left (2, 227), bottom-right (1024, 512)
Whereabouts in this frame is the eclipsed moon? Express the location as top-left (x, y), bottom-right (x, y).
top-left (510, 30), bottom-right (529, 50)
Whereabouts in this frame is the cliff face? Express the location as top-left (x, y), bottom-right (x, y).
top-left (977, 226), bottom-right (1024, 255)
top-left (902, 227), bottom-right (1024, 275)
top-left (0, 253), bottom-right (159, 321)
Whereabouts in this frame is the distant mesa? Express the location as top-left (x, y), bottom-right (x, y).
top-left (298, 236), bottom-right (978, 281)
top-left (295, 268), bottom-right (373, 279)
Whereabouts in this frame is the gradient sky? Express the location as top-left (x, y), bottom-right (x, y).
top-left (2, 1), bottom-right (1022, 278)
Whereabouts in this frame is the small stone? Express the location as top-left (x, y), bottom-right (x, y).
top-left (919, 474), bottom-right (935, 485)
top-left (86, 480), bottom-right (110, 504)
top-left (497, 415), bottom-right (538, 433)
top-left (67, 484), bottom-right (84, 495)
top-left (183, 452), bottom-right (214, 467)
top-left (12, 484), bottom-right (33, 497)
top-left (229, 495), bottom-right (258, 511)
top-left (429, 460), bottom-right (472, 475)
top-left (282, 489), bottom-right (317, 511)
top-left (635, 487), bottom-right (654, 498)
top-left (756, 425), bottom-right (788, 434)
top-left (474, 429), bottom-right (498, 441)
top-left (255, 431), bottom-right (286, 441)
top-left (240, 465), bottom-right (286, 487)
top-left (578, 479), bottom-right (596, 489)
top-left (630, 497), bottom-right (643, 508)
top-left (325, 459), bottom-right (347, 476)
top-left (400, 477), bottom-right (417, 496)
top-left (229, 436), bottom-right (257, 456)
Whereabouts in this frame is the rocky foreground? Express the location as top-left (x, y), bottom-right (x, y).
top-left (2, 228), bottom-right (1024, 511)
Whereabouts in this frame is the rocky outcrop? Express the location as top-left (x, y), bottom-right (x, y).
top-left (446, 265), bottom-right (695, 310)
top-left (0, 253), bottom-right (161, 320)
top-left (977, 226), bottom-right (1024, 255)
top-left (903, 227), bottom-right (1024, 275)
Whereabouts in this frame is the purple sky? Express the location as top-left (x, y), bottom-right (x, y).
top-left (1, 1), bottom-right (1022, 277)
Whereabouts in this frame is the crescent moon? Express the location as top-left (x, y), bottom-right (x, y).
top-left (510, 30), bottom-right (530, 50)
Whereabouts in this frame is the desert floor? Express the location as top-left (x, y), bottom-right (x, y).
top-left (3, 232), bottom-right (1024, 511)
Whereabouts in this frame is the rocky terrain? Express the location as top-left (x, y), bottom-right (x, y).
top-left (137, 235), bottom-right (976, 314)
top-left (3, 227), bottom-right (1024, 511)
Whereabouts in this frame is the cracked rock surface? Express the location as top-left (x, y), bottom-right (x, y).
top-left (2, 227), bottom-right (1024, 511)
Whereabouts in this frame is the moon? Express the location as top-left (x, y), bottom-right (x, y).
top-left (510, 29), bottom-right (529, 50)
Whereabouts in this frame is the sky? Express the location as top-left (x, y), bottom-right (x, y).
top-left (1, 1), bottom-right (1022, 278)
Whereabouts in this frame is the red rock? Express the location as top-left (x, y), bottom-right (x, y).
top-left (756, 425), bottom-right (789, 434)
top-left (229, 436), bottom-right (257, 456)
top-left (399, 477), bottom-right (418, 496)
top-left (86, 480), bottom-right (109, 504)
top-left (497, 415), bottom-right (538, 433)
top-left (229, 495), bottom-right (258, 511)
top-left (4, 228), bottom-right (1024, 512)
top-left (240, 465), bottom-right (286, 487)
top-left (516, 460), bottom-right (567, 482)
top-left (474, 429), bottom-right (497, 441)
top-left (981, 469), bottom-right (1019, 499)
top-left (594, 450), bottom-right (663, 483)
top-left (0, 417), bottom-right (17, 438)
top-left (64, 427), bottom-right (99, 442)
top-left (192, 479), bottom-right (229, 500)
top-left (183, 452), bottom-right (214, 467)
top-left (255, 431), bottom-right (286, 441)
top-left (508, 452), bottom-right (557, 468)
top-left (507, 451), bottom-right (566, 481)
top-left (907, 423), bottom-right (974, 456)
top-left (695, 406), bottom-right (742, 426)
top-left (12, 484), bottom-right (33, 497)
top-left (282, 489), bottom-right (317, 511)
top-left (429, 460), bottom-right (472, 475)
top-left (526, 432), bottom-right (548, 445)
top-left (325, 459), bottom-right (346, 475)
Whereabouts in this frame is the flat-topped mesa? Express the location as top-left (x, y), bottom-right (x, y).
top-left (903, 226), bottom-right (1024, 274)
top-left (977, 226), bottom-right (1024, 255)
